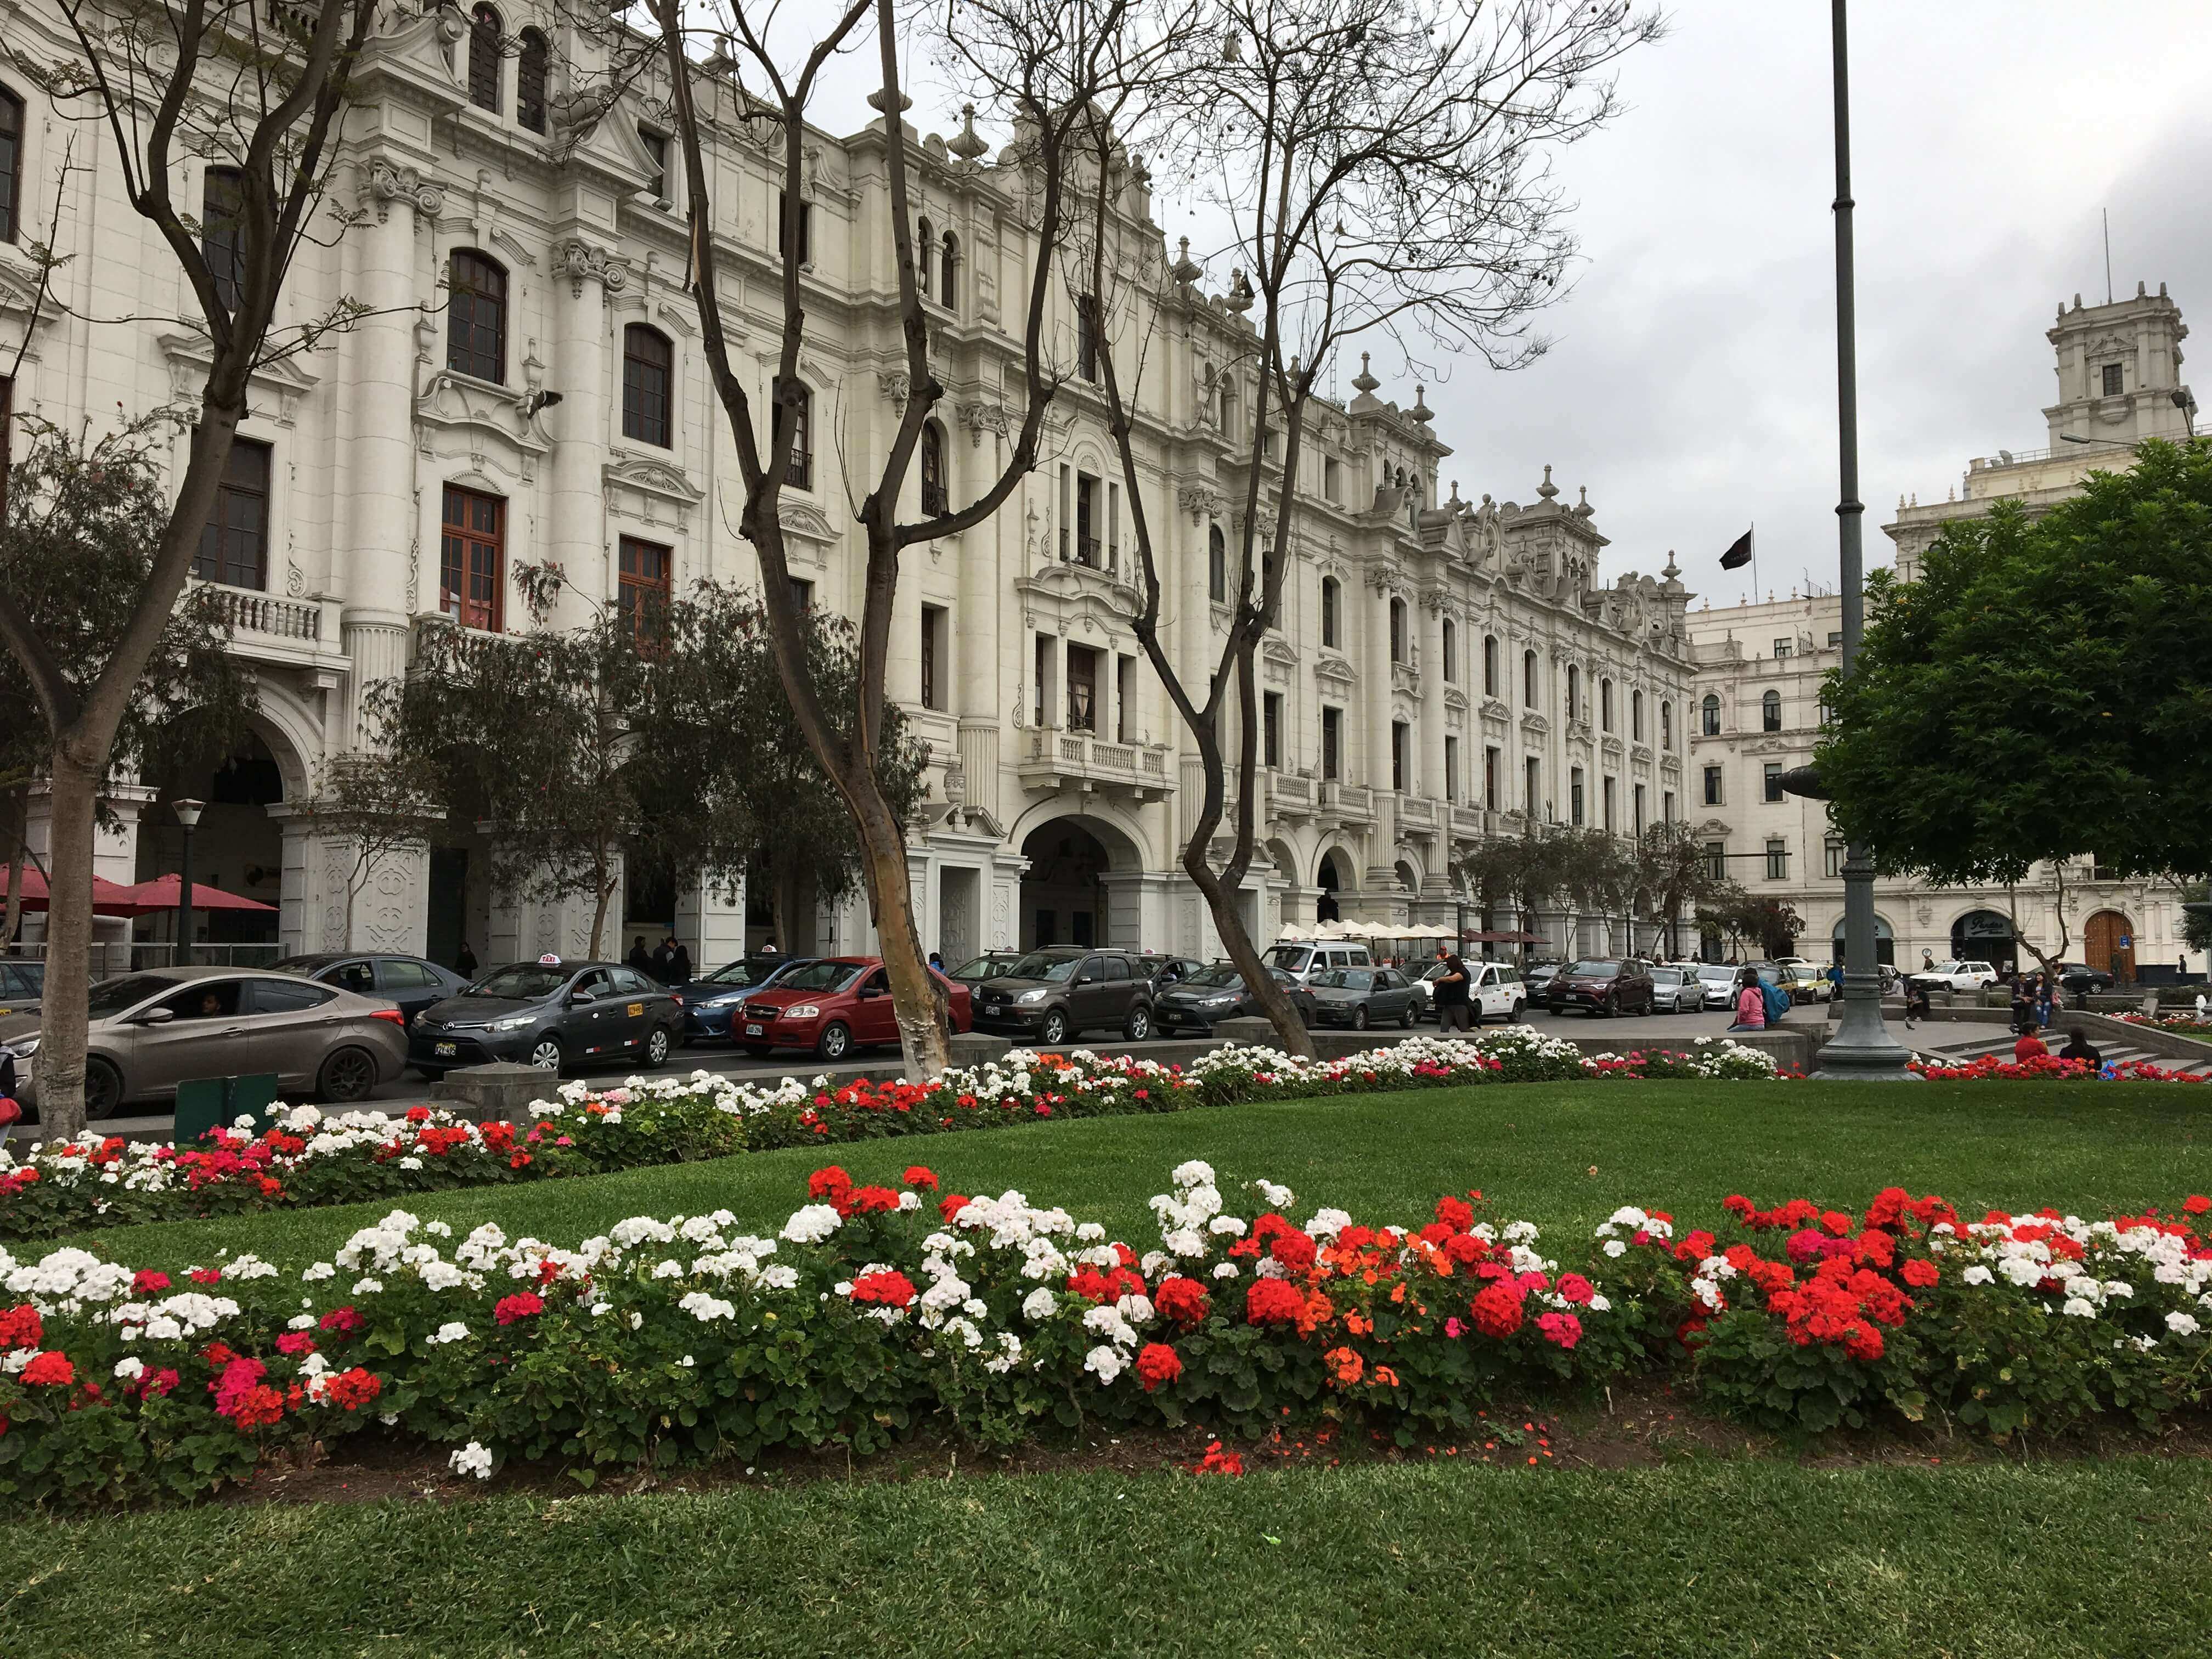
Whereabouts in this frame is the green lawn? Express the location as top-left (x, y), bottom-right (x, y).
top-left (8, 1459), bottom-right (2212, 1657)
top-left (50, 1077), bottom-right (2212, 1273)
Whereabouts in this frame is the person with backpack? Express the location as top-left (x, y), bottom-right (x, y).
top-left (1728, 967), bottom-right (1767, 1032)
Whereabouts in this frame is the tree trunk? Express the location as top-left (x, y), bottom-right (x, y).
top-left (2, 789), bottom-right (24, 947)
top-left (850, 783), bottom-right (949, 1079)
top-left (35, 751), bottom-right (99, 1139)
top-left (586, 861), bottom-right (613, 962)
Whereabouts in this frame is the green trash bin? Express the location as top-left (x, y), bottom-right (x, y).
top-left (171, 1073), bottom-right (283, 1147)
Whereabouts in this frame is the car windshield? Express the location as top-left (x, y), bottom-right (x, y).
top-left (1567, 961), bottom-right (1620, 977)
top-left (1006, 951), bottom-right (1082, 983)
top-left (1697, 966), bottom-right (1736, 982)
top-left (951, 956), bottom-right (1015, 980)
top-left (1652, 968), bottom-right (1682, 985)
top-left (699, 959), bottom-right (777, 986)
top-left (1262, 946), bottom-right (1311, 970)
top-left (469, 965), bottom-right (570, 1000)
top-left (772, 961), bottom-right (865, 993)
top-left (86, 974), bottom-right (174, 1019)
top-left (1186, 966), bottom-right (1244, 990)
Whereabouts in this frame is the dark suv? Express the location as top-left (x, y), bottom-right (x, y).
top-left (970, 947), bottom-right (1157, 1044)
top-left (1546, 958), bottom-right (1657, 1018)
top-left (409, 957), bottom-right (685, 1077)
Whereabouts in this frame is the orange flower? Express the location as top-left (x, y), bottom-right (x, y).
top-left (1372, 1365), bottom-right (1400, 1389)
top-left (1389, 1282), bottom-right (1408, 1304)
top-left (1341, 1310), bottom-right (1373, 1337)
top-left (1295, 1286), bottom-right (1337, 1337)
top-left (1324, 1345), bottom-right (1364, 1386)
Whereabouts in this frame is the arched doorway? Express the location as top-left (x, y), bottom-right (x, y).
top-left (1315, 850), bottom-right (1347, 924)
top-left (1019, 815), bottom-right (1128, 949)
top-left (1831, 913), bottom-right (1895, 966)
top-left (2084, 909), bottom-right (2136, 981)
top-left (139, 724), bottom-right (288, 956)
top-left (1950, 909), bottom-right (2016, 974)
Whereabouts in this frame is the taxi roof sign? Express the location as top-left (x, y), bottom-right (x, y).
top-left (537, 952), bottom-right (562, 965)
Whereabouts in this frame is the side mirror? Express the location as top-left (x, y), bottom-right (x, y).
top-left (567, 991), bottom-right (595, 1007)
top-left (136, 1006), bottom-right (176, 1026)
top-left (857, 985), bottom-right (884, 998)
top-left (1077, 973), bottom-right (1098, 985)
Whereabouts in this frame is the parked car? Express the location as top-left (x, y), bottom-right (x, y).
top-left (270, 953), bottom-right (472, 1030)
top-left (1522, 961), bottom-right (1565, 1000)
top-left (1304, 966), bottom-right (1420, 1030)
top-left (2053, 961), bottom-right (2117, 995)
top-left (1137, 954), bottom-right (1208, 992)
top-left (946, 951), bottom-right (1025, 986)
top-left (1908, 959), bottom-right (1999, 994)
top-left (969, 947), bottom-right (1154, 1045)
top-left (676, 955), bottom-right (815, 1040)
top-left (1547, 958), bottom-right (1657, 1018)
top-left (1647, 964), bottom-right (1704, 1014)
top-left (0, 958), bottom-right (47, 1014)
top-left (1153, 964), bottom-right (1318, 1035)
top-left (1260, 940), bottom-right (1374, 985)
top-left (1464, 961), bottom-right (1530, 1024)
top-left (735, 956), bottom-right (972, 1061)
top-left (1772, 959), bottom-right (1835, 1005)
top-left (409, 958), bottom-right (685, 1078)
top-left (0, 966), bottom-right (409, 1120)
top-left (1692, 963), bottom-right (1741, 1009)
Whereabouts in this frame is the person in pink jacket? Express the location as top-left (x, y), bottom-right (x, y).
top-left (1729, 968), bottom-right (1767, 1032)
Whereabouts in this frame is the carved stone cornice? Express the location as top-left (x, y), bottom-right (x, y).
top-left (553, 238), bottom-right (631, 299)
top-left (1178, 484), bottom-right (1220, 526)
top-left (960, 400), bottom-right (1009, 448)
top-left (362, 160), bottom-right (445, 226)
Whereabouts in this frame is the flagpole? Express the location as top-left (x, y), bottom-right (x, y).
top-left (1810, 0), bottom-right (1915, 1081)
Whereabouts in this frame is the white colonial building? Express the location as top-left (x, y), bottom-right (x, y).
top-left (3, 3), bottom-right (1691, 970)
top-left (1685, 283), bottom-right (2200, 979)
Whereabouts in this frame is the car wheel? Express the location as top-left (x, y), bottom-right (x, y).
top-left (83, 1057), bottom-right (123, 1121)
top-left (1508, 1000), bottom-right (1523, 1023)
top-left (644, 1025), bottom-right (672, 1066)
top-left (742, 1044), bottom-right (773, 1059)
top-left (317, 1046), bottom-right (379, 1104)
top-left (1604, 992), bottom-right (1620, 1018)
top-left (1352, 1004), bottom-right (1369, 1031)
top-left (527, 1035), bottom-right (566, 1073)
top-left (1039, 1009), bottom-right (1070, 1046)
top-left (1123, 1005), bottom-right (1151, 1042)
top-left (816, 1022), bottom-right (854, 1062)
top-left (1400, 1002), bottom-right (1414, 1028)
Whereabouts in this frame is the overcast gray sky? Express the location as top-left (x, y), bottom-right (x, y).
top-left (820, 2), bottom-right (2212, 607)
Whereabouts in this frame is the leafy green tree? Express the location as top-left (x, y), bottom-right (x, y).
top-left (1819, 439), bottom-right (2212, 885)
top-left (1633, 821), bottom-right (1731, 957)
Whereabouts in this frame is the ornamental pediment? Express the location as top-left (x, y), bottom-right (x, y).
top-left (1480, 697), bottom-right (1510, 721)
top-left (161, 330), bottom-right (320, 427)
top-left (604, 450), bottom-right (703, 505)
top-left (777, 499), bottom-right (839, 544)
top-left (1519, 712), bottom-right (1551, 736)
top-left (1313, 653), bottom-right (1358, 689)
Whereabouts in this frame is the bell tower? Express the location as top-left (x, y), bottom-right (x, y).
top-left (2044, 282), bottom-right (2195, 449)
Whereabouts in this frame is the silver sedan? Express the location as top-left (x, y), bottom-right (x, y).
top-left (1647, 965), bottom-right (1706, 1014)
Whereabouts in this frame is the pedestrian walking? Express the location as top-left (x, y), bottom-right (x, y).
top-left (455, 939), bottom-right (478, 978)
top-left (1922, 949), bottom-right (1936, 973)
top-left (1432, 949), bottom-right (1472, 1032)
top-left (627, 936), bottom-right (654, 977)
top-left (670, 939), bottom-right (692, 984)
top-left (1728, 967), bottom-right (1767, 1032)
top-left (652, 936), bottom-right (677, 983)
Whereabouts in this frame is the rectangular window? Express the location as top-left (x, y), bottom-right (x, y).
top-left (202, 169), bottom-right (244, 316)
top-left (920, 604), bottom-right (947, 710)
top-left (2102, 360), bottom-right (2123, 397)
top-left (1663, 789), bottom-right (1675, 825)
top-left (789, 576), bottom-right (814, 611)
top-left (771, 377), bottom-right (811, 490)
top-left (640, 128), bottom-right (669, 200)
top-left (439, 484), bottom-right (504, 631)
top-left (1827, 630), bottom-right (1842, 648)
top-left (1483, 744), bottom-right (1499, 811)
top-left (1117, 654), bottom-right (1135, 742)
top-left (1703, 840), bottom-right (1726, 882)
top-left (1107, 482), bottom-right (1120, 571)
top-left (1570, 767), bottom-right (1585, 827)
top-left (1525, 756), bottom-right (1540, 817)
top-left (777, 193), bottom-right (811, 264)
top-left (1393, 722), bottom-right (1410, 793)
top-left (1634, 783), bottom-right (1647, 835)
top-left (1321, 707), bottom-right (1341, 781)
top-left (1824, 837), bottom-right (1844, 878)
top-left (194, 438), bottom-right (272, 590)
top-left (1321, 579), bottom-right (1339, 648)
top-left (1058, 465), bottom-right (1072, 561)
top-left (1763, 762), bottom-right (1785, 803)
top-left (1262, 692), bottom-right (1282, 769)
top-left (1034, 633), bottom-right (1051, 727)
top-left (1773, 637), bottom-right (1793, 659)
top-left (622, 328), bottom-right (673, 447)
top-left (1075, 474), bottom-right (1099, 567)
top-left (1602, 775), bottom-right (1617, 833)
top-left (1323, 456), bottom-right (1341, 503)
top-left (1703, 764), bottom-right (1722, 805)
top-left (1444, 736), bottom-right (1459, 803)
top-left (1076, 293), bottom-right (1100, 382)
top-left (1066, 643), bottom-right (1097, 732)
top-left (617, 536), bottom-right (671, 646)
top-left (1765, 838), bottom-right (1789, 881)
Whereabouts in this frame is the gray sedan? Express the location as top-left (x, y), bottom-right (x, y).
top-left (0, 967), bottom-right (410, 1120)
top-left (1305, 967), bottom-right (1420, 1031)
top-left (1648, 966), bottom-right (1705, 1014)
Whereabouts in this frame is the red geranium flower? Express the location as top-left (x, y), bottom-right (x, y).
top-left (938, 1193), bottom-right (970, 1221)
top-left (189, 1267), bottom-right (222, 1286)
top-left (1434, 1194), bottom-right (1475, 1233)
top-left (1135, 1342), bottom-right (1182, 1392)
top-left (1536, 1311), bottom-right (1582, 1350)
top-left (808, 1166), bottom-right (854, 1200)
top-left (1469, 1282), bottom-right (1525, 1340)
top-left (1900, 1259), bottom-right (1940, 1288)
top-left (1154, 1276), bottom-right (1211, 1325)
top-left (319, 1306), bottom-right (364, 1336)
top-left (848, 1185), bottom-right (902, 1214)
top-left (1554, 1272), bottom-right (1595, 1305)
top-left (849, 1271), bottom-right (918, 1309)
top-left (0, 1304), bottom-right (41, 1352)
top-left (230, 1384), bottom-right (286, 1430)
top-left (131, 1269), bottom-right (172, 1295)
top-left (324, 1367), bottom-right (382, 1410)
top-left (901, 1165), bottom-right (938, 1191)
top-left (1245, 1278), bottom-right (1306, 1326)
top-left (2185, 1194), bottom-right (2210, 1215)
top-left (493, 1292), bottom-right (545, 1326)
top-left (1268, 1230), bottom-right (1318, 1274)
top-left (275, 1331), bottom-right (317, 1358)
top-left (20, 1351), bottom-right (74, 1387)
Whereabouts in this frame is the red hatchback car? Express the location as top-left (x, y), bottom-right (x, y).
top-left (735, 957), bottom-right (973, 1062)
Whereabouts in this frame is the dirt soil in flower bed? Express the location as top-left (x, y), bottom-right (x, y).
top-left (214, 1382), bottom-right (2212, 1512)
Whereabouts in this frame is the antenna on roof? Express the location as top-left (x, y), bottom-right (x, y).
top-left (2103, 208), bottom-right (2113, 305)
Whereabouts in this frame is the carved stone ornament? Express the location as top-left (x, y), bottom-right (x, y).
top-left (879, 369), bottom-right (911, 412)
top-left (959, 400), bottom-right (1009, 448)
top-left (554, 238), bottom-right (630, 299)
top-left (1178, 484), bottom-right (1219, 526)
top-left (364, 160), bottom-right (445, 226)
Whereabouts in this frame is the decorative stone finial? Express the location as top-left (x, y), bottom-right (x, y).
top-left (1662, 551), bottom-right (1680, 580)
top-left (1169, 235), bottom-right (1201, 285)
top-left (1350, 352), bottom-right (1380, 393)
top-left (1572, 486), bottom-right (1593, 518)
top-left (866, 87), bottom-right (915, 114)
top-left (1225, 269), bottom-right (1254, 313)
top-left (1409, 384), bottom-right (1432, 423)
top-left (948, 103), bottom-right (989, 161)
top-left (1537, 464), bottom-right (1558, 500)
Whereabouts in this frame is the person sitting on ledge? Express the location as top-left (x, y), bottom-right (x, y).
top-left (2013, 1025), bottom-right (2050, 1063)
top-left (2059, 1028), bottom-right (2103, 1068)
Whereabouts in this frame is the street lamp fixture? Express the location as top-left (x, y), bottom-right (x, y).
top-left (172, 798), bottom-right (204, 969)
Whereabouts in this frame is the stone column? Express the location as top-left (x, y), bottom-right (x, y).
top-left (344, 162), bottom-right (440, 747)
top-left (1365, 572), bottom-right (1397, 885)
top-left (549, 239), bottom-right (624, 620)
top-left (957, 462), bottom-right (1003, 818)
top-left (1419, 596), bottom-right (1446, 802)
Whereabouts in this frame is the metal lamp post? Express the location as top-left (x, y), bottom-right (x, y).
top-left (1807, 0), bottom-right (1915, 1080)
top-left (172, 798), bottom-right (204, 969)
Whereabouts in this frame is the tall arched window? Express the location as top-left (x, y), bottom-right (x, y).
top-left (1523, 649), bottom-right (1539, 707)
top-left (1208, 524), bottom-right (1227, 602)
top-left (467, 5), bottom-right (503, 114)
top-left (201, 166), bottom-right (245, 317)
top-left (1762, 689), bottom-right (1782, 732)
top-left (1567, 664), bottom-right (1581, 720)
top-left (516, 29), bottom-right (548, 133)
top-left (622, 325), bottom-right (673, 447)
top-left (1600, 678), bottom-right (1614, 732)
top-left (772, 378), bottom-right (812, 489)
top-left (1661, 700), bottom-right (1674, 751)
top-left (1701, 692), bottom-right (1720, 736)
top-left (0, 86), bottom-right (23, 244)
top-left (447, 250), bottom-right (507, 382)
top-left (1440, 617), bottom-right (1456, 682)
top-left (1320, 575), bottom-right (1340, 647)
top-left (1482, 634), bottom-right (1499, 696)
top-left (919, 419), bottom-right (948, 515)
top-left (1632, 689), bottom-right (1645, 742)
top-left (1389, 597), bottom-right (1407, 664)
top-left (940, 233), bottom-right (958, 308)
top-left (916, 217), bottom-right (933, 298)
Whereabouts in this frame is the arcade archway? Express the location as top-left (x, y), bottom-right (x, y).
top-left (1019, 814), bottom-right (1140, 949)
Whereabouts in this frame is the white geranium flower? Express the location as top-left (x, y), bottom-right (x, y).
top-left (449, 1442), bottom-right (494, 1480)
top-left (2165, 1311), bottom-right (2202, 1336)
top-left (430, 1322), bottom-right (471, 1345)
top-left (2062, 1297), bottom-right (2097, 1318)
top-left (1961, 1265), bottom-right (1995, 1286)
top-left (1022, 1286), bottom-right (1058, 1322)
top-left (1083, 1344), bottom-right (1125, 1385)
top-left (112, 1357), bottom-right (144, 1381)
top-left (781, 1204), bottom-right (843, 1245)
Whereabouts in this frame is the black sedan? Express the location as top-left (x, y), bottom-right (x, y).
top-left (271, 952), bottom-right (471, 1029)
top-left (409, 957), bottom-right (685, 1077)
top-left (678, 955), bottom-right (814, 1040)
top-left (1305, 966), bottom-right (1420, 1031)
top-left (1153, 965), bottom-right (1317, 1035)
top-left (2053, 961), bottom-right (2117, 995)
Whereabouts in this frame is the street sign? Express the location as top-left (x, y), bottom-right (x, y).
top-left (2120, 935), bottom-right (2133, 950)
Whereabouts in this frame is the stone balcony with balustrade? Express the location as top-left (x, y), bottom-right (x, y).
top-left (196, 580), bottom-right (351, 681)
top-left (1015, 726), bottom-right (1173, 802)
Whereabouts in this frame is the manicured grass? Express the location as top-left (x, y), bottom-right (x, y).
top-left (8, 1459), bottom-right (2212, 1656)
top-left (49, 1078), bottom-right (2212, 1272)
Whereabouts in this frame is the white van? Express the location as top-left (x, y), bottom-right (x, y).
top-left (1263, 940), bottom-right (1374, 985)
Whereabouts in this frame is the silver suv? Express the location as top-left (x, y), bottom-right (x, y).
top-left (969, 947), bottom-right (1157, 1045)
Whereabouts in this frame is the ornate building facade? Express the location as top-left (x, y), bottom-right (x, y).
top-left (4, 5), bottom-right (1691, 969)
top-left (1685, 284), bottom-right (2199, 978)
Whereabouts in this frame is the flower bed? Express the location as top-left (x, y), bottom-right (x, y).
top-left (0, 1034), bottom-right (1782, 1243)
top-left (3, 1161), bottom-right (2208, 1510)
top-left (2113, 1012), bottom-right (2212, 1041)
top-left (1908, 1053), bottom-right (2207, 1082)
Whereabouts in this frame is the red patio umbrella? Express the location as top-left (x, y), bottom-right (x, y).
top-left (0, 866), bottom-right (146, 915)
top-left (117, 873), bottom-right (278, 913)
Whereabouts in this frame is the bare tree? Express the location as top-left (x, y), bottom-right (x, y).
top-left (633, 0), bottom-right (1173, 1077)
top-left (1056, 0), bottom-right (1658, 1051)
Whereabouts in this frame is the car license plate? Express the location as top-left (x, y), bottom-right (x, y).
top-left (744, 1023), bottom-right (764, 1037)
top-left (435, 1041), bottom-right (457, 1057)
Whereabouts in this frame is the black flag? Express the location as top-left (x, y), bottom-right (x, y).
top-left (1719, 528), bottom-right (1754, 569)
